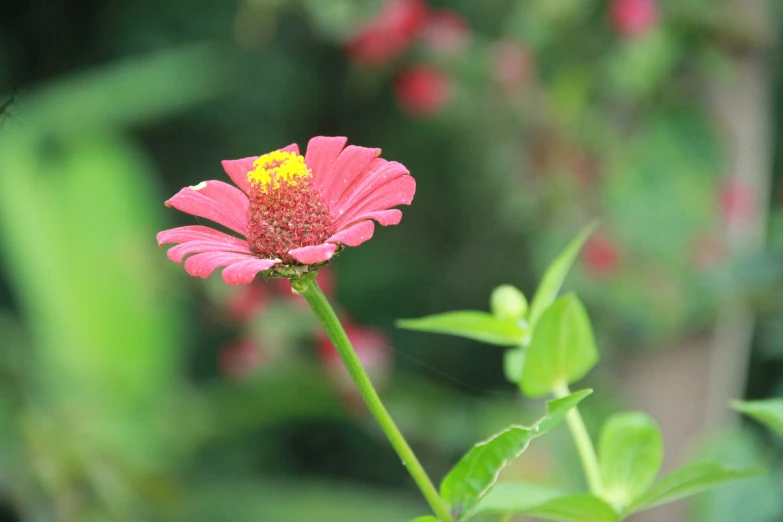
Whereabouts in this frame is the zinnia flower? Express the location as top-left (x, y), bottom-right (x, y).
top-left (346, 0), bottom-right (428, 66)
top-left (395, 66), bottom-right (453, 117)
top-left (157, 137), bottom-right (415, 285)
top-left (610, 0), bottom-right (659, 38)
top-left (422, 10), bottom-right (470, 56)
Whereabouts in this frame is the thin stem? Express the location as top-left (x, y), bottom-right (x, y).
top-left (552, 381), bottom-right (604, 496)
top-left (291, 272), bottom-right (453, 522)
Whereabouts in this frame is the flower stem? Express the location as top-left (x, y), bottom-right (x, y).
top-left (552, 381), bottom-right (604, 497)
top-left (291, 272), bottom-right (453, 522)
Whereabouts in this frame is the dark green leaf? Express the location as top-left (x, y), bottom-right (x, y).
top-left (440, 390), bottom-right (591, 519)
top-left (521, 295), bottom-right (598, 397)
top-left (598, 412), bottom-right (663, 511)
top-left (732, 399), bottom-right (783, 440)
top-left (397, 311), bottom-right (528, 346)
top-left (626, 461), bottom-right (761, 515)
top-left (528, 223), bottom-right (597, 329)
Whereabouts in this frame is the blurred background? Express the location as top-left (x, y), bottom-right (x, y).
top-left (0, 0), bottom-right (782, 520)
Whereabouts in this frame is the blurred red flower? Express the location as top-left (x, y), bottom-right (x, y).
top-left (422, 10), bottom-right (470, 55)
top-left (225, 282), bottom-right (268, 321)
top-left (317, 322), bottom-right (393, 393)
top-left (610, 0), bottom-right (659, 38)
top-left (346, 0), bottom-right (428, 66)
top-left (582, 233), bottom-right (621, 276)
top-left (395, 66), bottom-right (453, 117)
top-left (719, 178), bottom-right (755, 224)
top-left (491, 41), bottom-right (533, 90)
top-left (219, 337), bottom-right (263, 379)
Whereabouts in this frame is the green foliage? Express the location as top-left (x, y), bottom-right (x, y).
top-left (397, 311), bottom-right (528, 346)
top-left (625, 461), bottom-right (762, 516)
top-left (732, 399), bottom-right (783, 440)
top-left (528, 223), bottom-right (597, 330)
top-left (440, 390), bottom-right (591, 520)
top-left (598, 412), bottom-right (663, 512)
top-left (503, 347), bottom-right (526, 384)
top-left (410, 517), bottom-right (440, 522)
top-left (490, 285), bottom-right (528, 321)
top-left (521, 295), bottom-right (598, 397)
top-left (475, 484), bottom-right (617, 522)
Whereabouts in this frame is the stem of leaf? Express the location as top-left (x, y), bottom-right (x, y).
top-left (291, 272), bottom-right (453, 522)
top-left (552, 381), bottom-right (604, 497)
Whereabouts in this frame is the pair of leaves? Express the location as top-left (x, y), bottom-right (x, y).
top-left (438, 390), bottom-right (592, 520)
top-left (732, 398), bottom-right (783, 440)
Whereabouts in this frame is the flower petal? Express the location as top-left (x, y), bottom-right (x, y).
top-left (288, 243), bottom-right (338, 265)
top-left (165, 180), bottom-right (249, 236)
top-left (221, 143), bottom-right (300, 194)
top-left (184, 252), bottom-right (261, 278)
top-left (304, 136), bottom-right (348, 191)
top-left (327, 220), bottom-right (375, 247)
top-left (336, 159), bottom-right (410, 212)
top-left (166, 240), bottom-right (252, 263)
top-left (343, 209), bottom-right (403, 227)
top-left (222, 258), bottom-right (280, 285)
top-left (321, 145), bottom-right (382, 211)
top-left (334, 175), bottom-right (415, 230)
top-left (157, 225), bottom-right (248, 249)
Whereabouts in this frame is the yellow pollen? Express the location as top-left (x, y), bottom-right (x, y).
top-left (247, 151), bottom-right (311, 194)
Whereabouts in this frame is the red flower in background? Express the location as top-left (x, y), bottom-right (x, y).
top-left (395, 66), bottom-right (453, 117)
top-left (491, 41), bottom-right (533, 90)
top-left (610, 0), bottom-right (659, 38)
top-left (226, 282), bottom-right (268, 321)
top-left (422, 10), bottom-right (470, 55)
top-left (719, 178), bottom-right (755, 224)
top-left (582, 233), bottom-right (621, 276)
top-left (219, 337), bottom-right (263, 379)
top-left (318, 323), bottom-right (393, 394)
top-left (347, 0), bottom-right (429, 66)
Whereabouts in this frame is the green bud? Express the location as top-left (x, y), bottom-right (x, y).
top-left (490, 284), bottom-right (528, 321)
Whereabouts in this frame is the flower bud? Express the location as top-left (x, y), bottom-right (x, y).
top-left (490, 284), bottom-right (528, 321)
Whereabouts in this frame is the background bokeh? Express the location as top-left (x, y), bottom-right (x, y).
top-left (0, 0), bottom-right (782, 521)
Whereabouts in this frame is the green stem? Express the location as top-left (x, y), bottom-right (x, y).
top-left (552, 381), bottom-right (604, 496)
top-left (291, 272), bottom-right (453, 522)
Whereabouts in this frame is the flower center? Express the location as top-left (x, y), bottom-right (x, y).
top-left (245, 151), bottom-right (333, 264)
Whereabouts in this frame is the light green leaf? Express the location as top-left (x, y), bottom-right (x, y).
top-left (521, 494), bottom-right (618, 522)
top-left (440, 390), bottom-right (592, 519)
top-left (598, 412), bottom-right (663, 511)
top-left (473, 482), bottom-right (563, 514)
top-left (528, 222), bottom-right (598, 329)
top-left (626, 461), bottom-right (761, 515)
top-left (503, 347), bottom-right (525, 384)
top-left (732, 399), bottom-right (783, 440)
top-left (521, 295), bottom-right (598, 397)
top-left (397, 311), bottom-right (528, 346)
top-left (409, 517), bottom-right (439, 522)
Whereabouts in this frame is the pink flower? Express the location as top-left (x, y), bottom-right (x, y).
top-left (157, 137), bottom-right (415, 285)
top-left (491, 41), bottom-right (533, 90)
top-left (582, 233), bottom-right (621, 277)
top-left (219, 337), bottom-right (263, 379)
top-left (318, 323), bottom-right (393, 391)
top-left (719, 178), bottom-right (754, 224)
top-left (346, 0), bottom-right (429, 66)
top-left (610, 0), bottom-right (659, 37)
top-left (395, 66), bottom-right (453, 117)
top-left (422, 10), bottom-right (470, 55)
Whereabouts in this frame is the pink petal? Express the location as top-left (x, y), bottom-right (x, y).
top-left (221, 143), bottom-right (300, 194)
top-left (165, 180), bottom-right (249, 236)
top-left (336, 159), bottom-right (409, 212)
top-left (157, 225), bottom-right (248, 249)
top-left (343, 209), bottom-right (403, 227)
top-left (304, 137), bottom-right (347, 191)
top-left (166, 240), bottom-right (251, 263)
top-left (288, 243), bottom-right (338, 265)
top-left (321, 145), bottom-right (382, 211)
top-left (222, 258), bottom-right (280, 285)
top-left (326, 220), bottom-right (375, 247)
top-left (334, 175), bottom-right (415, 230)
top-left (184, 252), bottom-right (260, 278)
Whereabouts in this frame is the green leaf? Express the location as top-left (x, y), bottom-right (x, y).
top-left (598, 412), bottom-right (663, 511)
top-left (440, 390), bottom-right (592, 519)
top-left (503, 347), bottom-right (525, 384)
top-left (626, 461), bottom-right (761, 515)
top-left (397, 311), bottom-right (528, 346)
top-left (490, 285), bottom-right (528, 321)
top-left (475, 486), bottom-right (617, 522)
top-left (732, 399), bottom-right (783, 440)
top-left (409, 517), bottom-right (439, 522)
top-left (521, 295), bottom-right (598, 397)
top-left (528, 222), bottom-right (598, 329)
